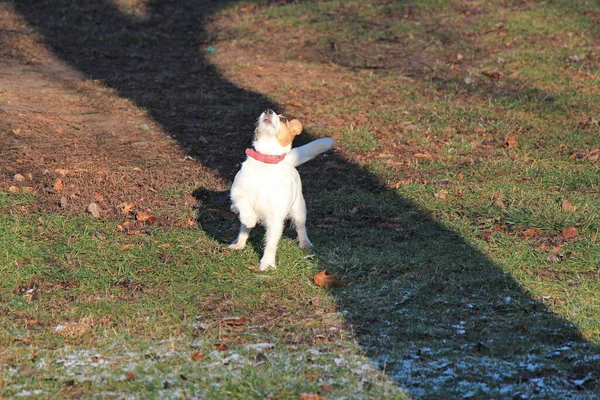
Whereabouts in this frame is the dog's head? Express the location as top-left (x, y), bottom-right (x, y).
top-left (255, 109), bottom-right (303, 147)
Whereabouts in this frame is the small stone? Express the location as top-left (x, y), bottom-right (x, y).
top-left (60, 196), bottom-right (68, 208)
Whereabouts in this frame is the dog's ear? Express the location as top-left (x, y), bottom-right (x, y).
top-left (289, 119), bottom-right (303, 136)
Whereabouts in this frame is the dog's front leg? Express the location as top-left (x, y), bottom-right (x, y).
top-left (259, 219), bottom-right (285, 271)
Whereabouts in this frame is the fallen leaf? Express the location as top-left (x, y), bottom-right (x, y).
top-left (215, 343), bottom-right (229, 351)
top-left (119, 244), bottom-right (136, 251)
top-left (191, 351), bottom-right (204, 362)
top-left (22, 187), bottom-right (36, 193)
top-left (55, 168), bottom-right (69, 176)
top-left (159, 243), bottom-right (172, 249)
top-left (53, 178), bottom-right (64, 191)
top-left (220, 317), bottom-right (250, 327)
top-left (483, 71), bottom-right (502, 81)
top-left (299, 394), bottom-right (323, 400)
top-left (314, 270), bottom-right (347, 288)
top-left (13, 173), bottom-right (25, 182)
top-left (547, 254), bottom-right (561, 263)
top-left (414, 153), bottom-right (434, 160)
top-left (93, 192), bottom-right (104, 202)
top-left (87, 203), bottom-right (101, 218)
top-left (124, 372), bottom-right (137, 381)
top-left (60, 196), bottom-right (68, 208)
top-left (118, 202), bottom-right (135, 215)
top-left (305, 373), bottom-right (318, 381)
top-left (320, 384), bottom-right (334, 393)
top-left (9, 186), bottom-right (20, 193)
top-left (561, 199), bottom-right (576, 212)
top-left (495, 198), bottom-right (506, 209)
top-left (562, 226), bottom-right (578, 240)
top-left (434, 189), bottom-right (449, 200)
top-left (136, 210), bottom-right (157, 225)
top-left (524, 228), bottom-right (540, 238)
top-left (504, 135), bottom-right (518, 148)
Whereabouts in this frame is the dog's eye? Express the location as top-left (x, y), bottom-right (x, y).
top-left (279, 116), bottom-right (288, 123)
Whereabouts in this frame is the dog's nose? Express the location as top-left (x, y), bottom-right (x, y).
top-left (265, 109), bottom-right (274, 115)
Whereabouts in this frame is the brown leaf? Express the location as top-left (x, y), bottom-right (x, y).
top-left (305, 373), bottom-right (318, 381)
top-left (55, 168), bottom-right (69, 176)
top-left (299, 395), bottom-right (324, 400)
top-left (434, 190), bottom-right (449, 200)
top-left (159, 243), bottom-right (172, 249)
top-left (495, 198), bottom-right (506, 209)
top-left (546, 254), bottom-right (561, 263)
top-left (562, 226), bottom-right (578, 240)
top-left (93, 192), bottom-right (104, 202)
top-left (314, 270), bottom-right (347, 288)
top-left (561, 199), bottom-right (576, 212)
top-left (191, 351), bottom-right (205, 362)
top-left (119, 244), bottom-right (136, 251)
top-left (215, 343), bottom-right (229, 351)
top-left (220, 317), bottom-right (250, 327)
top-left (414, 153), bottom-right (434, 160)
top-left (136, 210), bottom-right (157, 225)
top-left (118, 202), bottom-right (135, 215)
top-left (53, 178), bottom-right (64, 191)
top-left (9, 186), bottom-right (20, 193)
top-left (483, 71), bottom-right (502, 81)
top-left (22, 187), bottom-right (36, 193)
top-left (87, 202), bottom-right (101, 218)
top-left (504, 135), bottom-right (518, 148)
top-left (124, 372), bottom-right (137, 381)
top-left (320, 384), bottom-right (333, 393)
top-left (524, 228), bottom-right (540, 238)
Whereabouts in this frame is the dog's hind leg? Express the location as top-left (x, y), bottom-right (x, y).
top-left (229, 223), bottom-right (252, 250)
top-left (291, 195), bottom-right (312, 248)
top-left (259, 219), bottom-right (285, 271)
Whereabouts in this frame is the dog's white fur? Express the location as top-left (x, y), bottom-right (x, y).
top-left (229, 110), bottom-right (334, 270)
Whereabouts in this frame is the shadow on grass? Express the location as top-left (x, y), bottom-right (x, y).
top-left (9, 0), bottom-right (600, 396)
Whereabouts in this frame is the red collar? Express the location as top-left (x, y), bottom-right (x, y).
top-left (245, 148), bottom-right (286, 164)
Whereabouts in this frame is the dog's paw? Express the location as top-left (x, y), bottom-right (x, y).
top-left (299, 239), bottom-right (313, 249)
top-left (259, 260), bottom-right (277, 271)
top-left (228, 241), bottom-right (246, 250)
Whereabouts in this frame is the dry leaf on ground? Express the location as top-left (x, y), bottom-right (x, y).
top-left (136, 210), bottom-right (157, 225)
top-left (504, 135), bottom-right (518, 148)
top-left (561, 199), bottom-right (576, 212)
top-left (562, 226), bottom-right (578, 240)
top-left (53, 178), bottom-right (64, 191)
top-left (220, 317), bottom-right (250, 327)
top-left (299, 394), bottom-right (324, 400)
top-left (314, 270), bottom-right (347, 287)
top-left (524, 228), bottom-right (540, 237)
top-left (117, 202), bottom-right (135, 215)
top-left (87, 202), bottom-right (101, 218)
top-left (191, 351), bottom-right (204, 362)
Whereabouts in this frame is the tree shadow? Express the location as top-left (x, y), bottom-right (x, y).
top-left (9, 0), bottom-right (600, 396)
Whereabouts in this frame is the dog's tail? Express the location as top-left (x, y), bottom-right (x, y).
top-left (286, 138), bottom-right (334, 168)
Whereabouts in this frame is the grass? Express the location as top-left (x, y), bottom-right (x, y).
top-left (2, 0), bottom-right (600, 398)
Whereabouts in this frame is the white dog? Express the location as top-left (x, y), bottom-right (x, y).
top-left (229, 109), bottom-right (334, 271)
